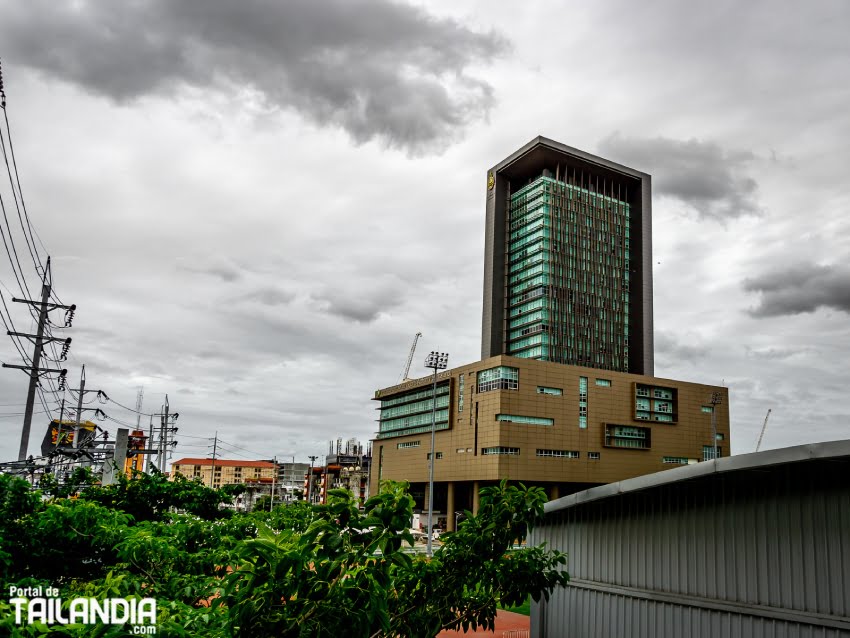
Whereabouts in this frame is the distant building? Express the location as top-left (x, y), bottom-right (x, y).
top-left (276, 462), bottom-right (310, 502)
top-left (306, 438), bottom-right (372, 505)
top-left (370, 137), bottom-right (733, 532)
top-left (171, 457), bottom-right (276, 487)
top-left (371, 355), bottom-right (728, 531)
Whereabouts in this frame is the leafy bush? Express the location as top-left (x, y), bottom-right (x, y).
top-left (0, 474), bottom-right (568, 637)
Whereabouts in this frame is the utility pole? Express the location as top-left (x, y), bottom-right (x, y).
top-left (1, 258), bottom-right (75, 460)
top-left (18, 259), bottom-right (51, 461)
top-left (73, 365), bottom-right (85, 449)
top-left (209, 431), bottom-right (218, 488)
top-left (270, 456), bottom-right (277, 511)
top-left (160, 395), bottom-right (169, 473)
top-left (307, 455), bottom-right (318, 504)
top-left (148, 399), bottom-right (177, 473)
top-left (147, 415), bottom-right (154, 473)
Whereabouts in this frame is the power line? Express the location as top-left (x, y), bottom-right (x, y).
top-left (0, 287), bottom-right (32, 364)
top-left (0, 109), bottom-right (41, 281)
top-left (103, 394), bottom-right (154, 417)
top-left (0, 196), bottom-right (33, 301)
top-left (0, 62), bottom-right (51, 301)
top-left (211, 442), bottom-right (256, 460)
top-left (176, 433), bottom-right (213, 441)
top-left (104, 414), bottom-right (139, 429)
top-left (215, 438), bottom-right (270, 459)
top-left (0, 409), bottom-right (48, 418)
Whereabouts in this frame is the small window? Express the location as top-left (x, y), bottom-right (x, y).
top-left (497, 414), bottom-right (554, 426)
top-left (536, 449), bottom-right (579, 458)
top-left (536, 386), bottom-right (563, 396)
top-left (595, 379), bottom-right (611, 387)
top-left (701, 406), bottom-right (714, 414)
top-left (662, 456), bottom-right (693, 465)
top-left (588, 452), bottom-right (600, 460)
top-left (703, 445), bottom-right (721, 461)
top-left (482, 446), bottom-right (520, 456)
top-left (426, 452), bottom-right (443, 460)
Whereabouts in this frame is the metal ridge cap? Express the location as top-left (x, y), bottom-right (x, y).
top-left (543, 439), bottom-right (850, 516)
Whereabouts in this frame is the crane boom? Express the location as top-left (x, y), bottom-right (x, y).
top-left (401, 332), bottom-right (422, 382)
top-left (755, 408), bottom-right (772, 452)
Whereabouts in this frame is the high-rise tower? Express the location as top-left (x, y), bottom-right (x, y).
top-left (482, 137), bottom-right (654, 375)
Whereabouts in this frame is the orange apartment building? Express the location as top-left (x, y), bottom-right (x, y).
top-left (170, 457), bottom-right (276, 491)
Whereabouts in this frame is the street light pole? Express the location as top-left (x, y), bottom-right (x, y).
top-left (424, 351), bottom-right (448, 558)
top-left (710, 391), bottom-right (722, 460)
top-left (307, 455), bottom-right (318, 504)
top-left (270, 456), bottom-right (277, 512)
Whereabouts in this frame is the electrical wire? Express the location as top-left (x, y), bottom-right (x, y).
top-left (177, 433), bottom-right (213, 441)
top-left (103, 414), bottom-right (132, 428)
top-left (210, 442), bottom-right (256, 461)
top-left (66, 390), bottom-right (101, 405)
top-left (0, 71), bottom-right (56, 308)
top-left (0, 287), bottom-right (32, 364)
top-left (103, 395), bottom-right (155, 417)
top-left (0, 194), bottom-right (33, 302)
top-left (215, 438), bottom-right (270, 459)
top-left (0, 109), bottom-right (42, 280)
top-left (0, 409), bottom-right (48, 418)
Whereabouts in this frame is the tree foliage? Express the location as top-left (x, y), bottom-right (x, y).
top-left (0, 473), bottom-right (568, 637)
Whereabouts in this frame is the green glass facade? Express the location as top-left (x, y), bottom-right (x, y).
top-left (377, 381), bottom-right (450, 439)
top-left (506, 175), bottom-right (632, 370)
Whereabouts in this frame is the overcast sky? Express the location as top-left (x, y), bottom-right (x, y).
top-left (0, 0), bottom-right (847, 467)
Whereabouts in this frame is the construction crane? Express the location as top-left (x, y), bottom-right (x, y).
top-left (400, 332), bottom-right (422, 382)
top-left (755, 408), bottom-right (772, 452)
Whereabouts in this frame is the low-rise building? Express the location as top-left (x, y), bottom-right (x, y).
top-left (171, 457), bottom-right (275, 488)
top-left (276, 462), bottom-right (310, 502)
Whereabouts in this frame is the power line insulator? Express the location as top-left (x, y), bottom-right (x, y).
top-left (60, 338), bottom-right (72, 361)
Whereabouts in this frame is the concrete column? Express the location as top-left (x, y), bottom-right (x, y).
top-left (446, 481), bottom-right (455, 531)
top-left (549, 484), bottom-right (560, 501)
top-left (473, 480), bottom-right (481, 515)
top-left (424, 482), bottom-right (431, 511)
top-left (102, 428), bottom-right (129, 486)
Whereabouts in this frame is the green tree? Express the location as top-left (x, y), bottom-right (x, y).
top-left (79, 470), bottom-right (244, 521)
top-left (0, 475), bottom-right (568, 638)
top-left (222, 480), bottom-right (568, 637)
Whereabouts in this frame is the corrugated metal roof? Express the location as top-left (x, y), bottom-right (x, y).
top-left (544, 439), bottom-right (850, 515)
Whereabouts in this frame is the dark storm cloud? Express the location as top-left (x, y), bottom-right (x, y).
top-left (654, 331), bottom-right (709, 363)
top-left (0, 0), bottom-right (506, 154)
top-left (743, 263), bottom-right (850, 317)
top-left (311, 281), bottom-right (407, 324)
top-left (744, 346), bottom-right (810, 361)
top-left (598, 134), bottom-right (760, 221)
top-left (178, 261), bottom-right (243, 282)
top-left (238, 287), bottom-right (295, 307)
